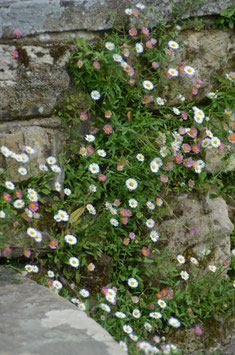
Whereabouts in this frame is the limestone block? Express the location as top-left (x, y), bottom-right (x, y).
top-left (158, 193), bottom-right (233, 265)
top-left (205, 146), bottom-right (235, 173)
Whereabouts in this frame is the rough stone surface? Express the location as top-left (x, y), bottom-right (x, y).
top-left (0, 44), bottom-right (70, 120)
top-left (205, 146), bottom-right (235, 173)
top-left (0, 0), bottom-right (233, 40)
top-left (0, 266), bottom-right (126, 355)
top-left (0, 117), bottom-right (65, 183)
top-left (163, 29), bottom-right (235, 104)
top-left (158, 193), bottom-right (233, 265)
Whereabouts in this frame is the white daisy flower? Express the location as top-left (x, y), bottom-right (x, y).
top-left (150, 160), bottom-right (159, 173)
top-left (136, 153), bottom-right (145, 162)
top-left (156, 97), bottom-right (165, 105)
top-left (173, 107), bottom-right (181, 115)
top-left (184, 66), bottom-right (195, 76)
top-left (113, 54), bottom-right (122, 62)
top-left (64, 234), bottom-right (77, 245)
top-left (51, 165), bottom-right (61, 173)
top-left (89, 184), bottom-right (97, 193)
top-left (55, 182), bottom-right (61, 192)
top-left (119, 341), bottom-right (128, 352)
top-left (180, 270), bottom-right (189, 280)
top-left (97, 149), bottom-right (106, 157)
top-left (207, 92), bottom-right (217, 99)
top-left (90, 90), bottom-right (101, 100)
top-left (0, 210), bottom-right (6, 218)
top-left (13, 199), bottom-right (25, 209)
top-left (1, 146), bottom-right (11, 157)
top-left (25, 265), bottom-right (33, 272)
top-left (115, 311), bottom-right (126, 319)
top-left (158, 299), bottom-right (167, 308)
top-left (168, 40), bottom-right (179, 49)
top-left (146, 219), bottom-right (155, 228)
top-left (48, 270), bottom-right (55, 278)
top-left (128, 278), bottom-right (138, 288)
top-left (79, 147), bottom-right (87, 156)
top-left (136, 3), bottom-right (145, 9)
top-left (25, 146), bottom-right (35, 154)
top-left (34, 231), bottom-right (42, 242)
top-left (190, 257), bottom-right (198, 265)
top-left (135, 43), bottom-right (144, 53)
top-left (168, 68), bottom-right (178, 77)
top-left (126, 178), bottom-right (138, 190)
top-left (85, 134), bottom-right (95, 142)
top-left (79, 289), bottom-right (90, 298)
top-left (143, 80), bottom-right (154, 90)
top-left (110, 218), bottom-right (119, 226)
top-left (78, 302), bottom-right (86, 311)
top-left (27, 227), bottom-right (37, 238)
top-left (5, 181), bottom-right (15, 190)
top-left (129, 334), bottom-right (138, 342)
top-left (123, 324), bottom-right (133, 334)
top-left (69, 257), bottom-right (80, 268)
top-left (105, 42), bottom-right (115, 51)
top-left (132, 309), bottom-right (141, 318)
top-left (89, 163), bottom-right (100, 174)
top-left (64, 188), bottom-right (71, 196)
top-left (150, 230), bottom-right (159, 242)
top-left (146, 201), bottom-right (155, 210)
top-left (208, 265), bottom-right (217, 272)
top-left (47, 156), bottom-right (57, 165)
top-left (177, 255), bottom-right (185, 264)
top-left (211, 137), bottom-right (221, 148)
top-left (57, 209), bottom-right (69, 222)
top-left (101, 303), bottom-right (111, 312)
top-left (39, 164), bottom-right (49, 171)
top-left (53, 280), bottom-right (63, 289)
top-left (169, 317), bottom-right (181, 328)
top-left (125, 8), bottom-right (132, 15)
top-left (20, 154), bottom-right (29, 164)
top-left (149, 312), bottom-right (162, 319)
top-left (160, 146), bottom-right (168, 157)
top-left (32, 265), bottom-right (39, 273)
top-left (129, 199), bottom-right (138, 208)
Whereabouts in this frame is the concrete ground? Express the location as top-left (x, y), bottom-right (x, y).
top-left (0, 266), bottom-right (126, 355)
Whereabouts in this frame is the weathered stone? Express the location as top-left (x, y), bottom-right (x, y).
top-left (158, 193), bottom-right (233, 266)
top-left (0, 118), bottom-right (65, 183)
top-left (0, 266), bottom-right (126, 355)
top-left (0, 44), bottom-right (70, 120)
top-left (205, 146), bottom-right (235, 173)
top-left (0, 1), bottom-right (233, 40)
top-left (163, 29), bottom-right (235, 104)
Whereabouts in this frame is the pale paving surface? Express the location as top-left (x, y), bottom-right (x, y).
top-left (0, 266), bottom-right (126, 355)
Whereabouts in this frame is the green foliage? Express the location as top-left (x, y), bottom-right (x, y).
top-left (214, 5), bottom-right (235, 30)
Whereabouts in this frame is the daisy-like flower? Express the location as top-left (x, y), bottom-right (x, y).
top-left (25, 146), bottom-right (35, 154)
top-left (48, 270), bottom-right (55, 278)
top-left (79, 147), bottom-right (87, 156)
top-left (85, 134), bottom-right (95, 142)
top-left (105, 42), bottom-right (115, 50)
top-left (150, 160), bottom-right (159, 173)
top-left (25, 265), bottom-right (33, 272)
top-left (168, 40), bottom-right (179, 49)
top-left (78, 303), bottom-right (86, 311)
top-left (5, 181), bottom-right (15, 190)
top-left (146, 201), bottom-right (155, 210)
top-left (207, 92), bottom-right (217, 99)
top-left (69, 257), bottom-right (80, 268)
top-left (47, 156), bottom-right (56, 165)
top-left (115, 311), bottom-right (126, 318)
top-left (110, 218), bottom-right (119, 226)
top-left (35, 231), bottom-right (42, 242)
top-left (88, 262), bottom-right (95, 271)
top-left (1, 146), bottom-right (11, 157)
top-left (158, 299), bottom-right (167, 308)
top-left (208, 265), bottom-right (217, 272)
top-left (97, 149), bottom-right (106, 157)
top-left (180, 270), bottom-right (189, 280)
top-left (0, 210), bottom-right (6, 218)
top-left (156, 97), bottom-right (165, 105)
top-left (65, 234), bottom-right (77, 245)
top-left (20, 153), bottom-right (29, 164)
top-left (211, 137), bottom-right (221, 148)
top-left (129, 334), bottom-right (138, 342)
top-left (32, 265), bottom-right (39, 273)
top-left (55, 182), bottom-right (61, 192)
top-left (58, 209), bottom-right (69, 222)
top-left (27, 227), bottom-right (37, 238)
top-left (101, 303), bottom-right (111, 312)
top-left (132, 309), bottom-right (141, 318)
top-left (129, 199), bottom-right (138, 208)
top-left (77, 60), bottom-right (83, 68)
top-left (190, 257), bottom-right (198, 265)
top-left (177, 255), bottom-right (185, 264)
top-left (103, 124), bottom-right (113, 134)
top-left (123, 324), bottom-right (133, 334)
top-left (79, 289), bottom-right (90, 298)
top-left (136, 3), bottom-right (145, 9)
top-left (160, 146), bottom-right (167, 158)
top-left (13, 199), bottom-right (25, 209)
top-left (169, 317), bottom-right (181, 328)
top-left (134, 43), bottom-right (143, 54)
top-left (146, 219), bottom-right (155, 228)
top-left (125, 8), bottom-right (132, 15)
top-left (150, 230), bottom-right (159, 242)
top-left (143, 80), bottom-right (154, 90)
top-left (132, 296), bottom-right (139, 303)
top-left (64, 188), bottom-right (71, 196)
top-left (126, 178), bottom-right (138, 190)
top-left (149, 312), bottom-right (162, 319)
top-left (184, 66), bottom-right (195, 76)
top-left (89, 184), bottom-right (97, 193)
top-left (90, 90), bottom-right (101, 100)
top-left (136, 153), bottom-right (145, 162)
top-left (51, 165), bottom-right (61, 173)
top-left (168, 68), bottom-right (178, 77)
top-left (119, 341), bottom-right (128, 352)
top-left (86, 204), bottom-right (96, 215)
top-left (89, 163), bottom-right (100, 174)
top-left (39, 164), bottom-right (49, 171)
top-left (128, 278), bottom-right (138, 288)
top-left (53, 280), bottom-right (63, 290)
top-left (173, 107), bottom-right (181, 115)
top-left (160, 174), bottom-right (168, 183)
top-left (156, 198), bottom-right (163, 207)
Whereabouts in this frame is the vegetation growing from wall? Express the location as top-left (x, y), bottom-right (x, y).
top-left (0, 3), bottom-right (235, 354)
